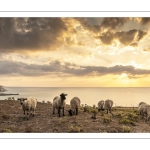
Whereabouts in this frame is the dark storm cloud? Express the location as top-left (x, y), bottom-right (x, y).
top-left (0, 17), bottom-right (71, 52)
top-left (139, 18), bottom-right (150, 25)
top-left (75, 17), bottom-right (130, 33)
top-left (1, 59), bottom-right (150, 77)
top-left (100, 18), bottom-right (130, 30)
top-left (98, 29), bottom-right (147, 46)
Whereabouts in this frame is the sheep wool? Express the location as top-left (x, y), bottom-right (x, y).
top-left (18, 97), bottom-right (37, 119)
top-left (52, 93), bottom-right (67, 117)
top-left (68, 97), bottom-right (81, 116)
top-left (104, 99), bottom-right (113, 114)
top-left (98, 100), bottom-right (105, 112)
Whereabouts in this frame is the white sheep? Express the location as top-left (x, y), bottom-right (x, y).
top-left (138, 102), bottom-right (146, 107)
top-left (104, 99), bottom-right (113, 114)
top-left (52, 93), bottom-right (67, 117)
top-left (138, 102), bottom-right (150, 121)
top-left (68, 97), bottom-right (81, 116)
top-left (97, 100), bottom-right (105, 112)
top-left (17, 97), bottom-right (37, 119)
top-left (138, 102), bottom-right (147, 116)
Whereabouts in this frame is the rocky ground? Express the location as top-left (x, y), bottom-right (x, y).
top-left (0, 100), bottom-right (150, 133)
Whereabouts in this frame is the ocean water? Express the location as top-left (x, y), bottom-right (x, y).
top-left (1, 87), bottom-right (150, 107)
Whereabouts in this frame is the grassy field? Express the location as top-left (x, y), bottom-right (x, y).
top-left (0, 99), bottom-right (150, 133)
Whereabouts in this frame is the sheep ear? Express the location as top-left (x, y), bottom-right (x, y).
top-left (17, 98), bottom-right (20, 100)
top-left (23, 98), bottom-right (27, 100)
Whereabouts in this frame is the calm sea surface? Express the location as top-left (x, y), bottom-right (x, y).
top-left (1, 87), bottom-right (150, 107)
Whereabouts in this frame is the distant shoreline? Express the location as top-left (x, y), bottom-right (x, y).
top-left (0, 93), bottom-right (19, 96)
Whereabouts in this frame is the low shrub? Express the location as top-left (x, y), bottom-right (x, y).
top-left (103, 116), bottom-right (112, 124)
top-left (122, 126), bottom-right (131, 133)
top-left (68, 125), bottom-right (83, 133)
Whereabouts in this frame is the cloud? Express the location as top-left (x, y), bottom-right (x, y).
top-left (0, 18), bottom-right (76, 53)
top-left (136, 18), bottom-right (150, 25)
top-left (1, 59), bottom-right (150, 78)
top-left (98, 29), bottom-right (147, 46)
top-left (100, 17), bottom-right (130, 30)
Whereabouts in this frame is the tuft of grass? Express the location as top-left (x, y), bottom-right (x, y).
top-left (126, 112), bottom-right (138, 121)
top-left (68, 125), bottom-right (83, 133)
top-left (3, 128), bottom-right (12, 133)
top-left (91, 109), bottom-right (98, 119)
top-left (119, 117), bottom-right (135, 126)
top-left (83, 104), bottom-right (92, 112)
top-left (122, 126), bottom-right (131, 133)
top-left (103, 116), bottom-right (112, 124)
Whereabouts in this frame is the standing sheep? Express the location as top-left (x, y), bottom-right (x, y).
top-left (104, 99), bottom-right (113, 114)
top-left (52, 93), bottom-right (67, 117)
top-left (68, 97), bottom-right (81, 116)
top-left (97, 100), bottom-right (105, 112)
top-left (17, 97), bottom-right (37, 120)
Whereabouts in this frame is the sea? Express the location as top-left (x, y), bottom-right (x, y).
top-left (1, 87), bottom-right (150, 107)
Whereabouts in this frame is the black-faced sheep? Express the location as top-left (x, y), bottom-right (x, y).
top-left (97, 100), bottom-right (105, 112)
top-left (68, 97), bottom-right (81, 116)
top-left (52, 93), bottom-right (67, 117)
top-left (104, 99), bottom-right (113, 114)
top-left (17, 97), bottom-right (37, 119)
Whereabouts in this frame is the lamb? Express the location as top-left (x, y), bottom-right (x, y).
top-left (68, 97), bottom-right (81, 116)
top-left (104, 99), bottom-right (113, 114)
top-left (52, 93), bottom-right (67, 117)
top-left (97, 100), bottom-right (105, 112)
top-left (17, 97), bottom-right (37, 119)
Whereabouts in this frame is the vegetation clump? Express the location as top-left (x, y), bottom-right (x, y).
top-left (68, 125), bottom-right (83, 133)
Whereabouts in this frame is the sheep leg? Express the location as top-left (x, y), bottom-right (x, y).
top-left (53, 107), bottom-right (55, 114)
top-left (58, 107), bottom-right (61, 117)
top-left (62, 107), bottom-right (65, 116)
top-left (76, 108), bottom-right (78, 115)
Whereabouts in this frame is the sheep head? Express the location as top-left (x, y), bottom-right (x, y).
top-left (68, 109), bottom-right (73, 116)
top-left (17, 98), bottom-right (27, 105)
top-left (60, 93), bottom-right (67, 101)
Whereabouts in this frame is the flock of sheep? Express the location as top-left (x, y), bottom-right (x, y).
top-left (17, 93), bottom-right (150, 122)
top-left (17, 93), bottom-right (114, 120)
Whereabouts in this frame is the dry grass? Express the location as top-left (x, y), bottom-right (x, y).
top-left (0, 100), bottom-right (150, 133)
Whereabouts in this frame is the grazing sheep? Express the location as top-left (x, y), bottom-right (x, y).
top-left (138, 102), bottom-right (146, 107)
top-left (97, 100), bottom-right (105, 112)
top-left (138, 102), bottom-right (147, 116)
top-left (138, 102), bottom-right (150, 121)
top-left (17, 97), bottom-right (37, 119)
top-left (68, 97), bottom-right (81, 116)
top-left (52, 93), bottom-right (67, 117)
top-left (104, 99), bottom-right (113, 114)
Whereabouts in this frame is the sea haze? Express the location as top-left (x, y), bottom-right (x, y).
top-left (2, 87), bottom-right (150, 107)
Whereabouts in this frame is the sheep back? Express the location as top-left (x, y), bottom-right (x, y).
top-left (70, 97), bottom-right (81, 110)
top-left (104, 99), bottom-right (113, 109)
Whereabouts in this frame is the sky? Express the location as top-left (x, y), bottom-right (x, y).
top-left (1, 17), bottom-right (150, 87)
